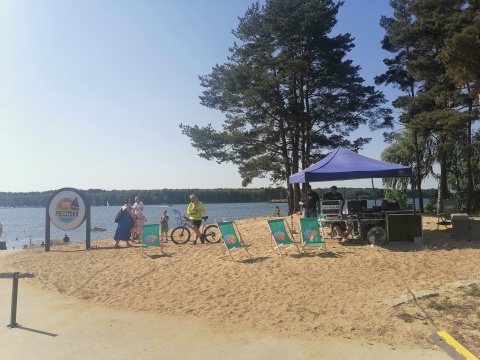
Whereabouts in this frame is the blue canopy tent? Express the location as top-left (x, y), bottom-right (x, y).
top-left (289, 147), bottom-right (412, 183)
top-left (289, 147), bottom-right (414, 211)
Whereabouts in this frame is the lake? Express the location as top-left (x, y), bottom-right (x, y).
top-left (0, 203), bottom-right (290, 249)
top-left (0, 198), bottom-right (422, 249)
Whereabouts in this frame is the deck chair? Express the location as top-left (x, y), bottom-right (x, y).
top-left (319, 200), bottom-right (342, 238)
top-left (300, 217), bottom-right (327, 254)
top-left (266, 219), bottom-right (301, 256)
top-left (437, 199), bottom-right (458, 229)
top-left (142, 224), bottom-right (163, 256)
top-left (217, 221), bottom-right (252, 262)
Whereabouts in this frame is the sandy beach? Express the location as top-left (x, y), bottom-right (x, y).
top-left (1, 215), bottom-right (478, 359)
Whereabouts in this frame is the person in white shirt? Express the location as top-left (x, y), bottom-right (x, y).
top-left (132, 196), bottom-right (146, 242)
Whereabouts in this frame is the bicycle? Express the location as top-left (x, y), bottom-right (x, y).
top-left (170, 215), bottom-right (221, 244)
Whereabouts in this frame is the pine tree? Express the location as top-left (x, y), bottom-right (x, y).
top-left (181, 0), bottom-right (392, 213)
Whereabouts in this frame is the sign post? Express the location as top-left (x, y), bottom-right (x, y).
top-left (45, 188), bottom-right (90, 251)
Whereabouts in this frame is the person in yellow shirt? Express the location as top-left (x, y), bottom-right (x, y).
top-left (186, 194), bottom-right (206, 245)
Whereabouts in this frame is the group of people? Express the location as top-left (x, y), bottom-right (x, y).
top-left (113, 187), bottom-right (353, 247)
top-left (302, 184), bottom-right (353, 243)
top-left (113, 194), bottom-right (206, 248)
top-left (113, 196), bottom-right (147, 248)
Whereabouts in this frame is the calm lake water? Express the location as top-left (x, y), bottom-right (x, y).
top-left (0, 203), bottom-right (290, 249)
top-left (0, 199), bottom-right (422, 249)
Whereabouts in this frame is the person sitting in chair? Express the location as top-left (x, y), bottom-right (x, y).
top-left (323, 186), bottom-right (352, 242)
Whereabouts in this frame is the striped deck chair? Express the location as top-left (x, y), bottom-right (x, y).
top-left (299, 217), bottom-right (327, 255)
top-left (266, 219), bottom-right (301, 256)
top-left (217, 221), bottom-right (252, 262)
top-left (142, 224), bottom-right (163, 256)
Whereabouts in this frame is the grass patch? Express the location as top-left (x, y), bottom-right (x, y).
top-left (427, 299), bottom-right (459, 311)
top-left (463, 284), bottom-right (480, 297)
top-left (397, 312), bottom-right (416, 323)
top-left (396, 312), bottom-right (425, 323)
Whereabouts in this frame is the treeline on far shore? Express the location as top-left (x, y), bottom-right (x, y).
top-left (0, 187), bottom-right (436, 208)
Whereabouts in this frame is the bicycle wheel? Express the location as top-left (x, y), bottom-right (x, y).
top-left (171, 226), bottom-right (191, 244)
top-left (203, 224), bottom-right (221, 244)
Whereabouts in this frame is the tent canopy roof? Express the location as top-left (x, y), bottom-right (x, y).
top-left (289, 147), bottom-right (412, 184)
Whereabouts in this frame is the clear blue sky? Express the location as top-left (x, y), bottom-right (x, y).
top-left (0, 0), bottom-right (437, 193)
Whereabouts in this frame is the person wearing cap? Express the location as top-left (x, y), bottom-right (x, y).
top-left (187, 194), bottom-right (206, 244)
top-left (323, 186), bottom-right (352, 242)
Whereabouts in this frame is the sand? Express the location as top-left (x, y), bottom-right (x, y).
top-left (1, 214), bottom-right (479, 359)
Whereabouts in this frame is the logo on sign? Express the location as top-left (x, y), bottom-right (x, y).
top-left (54, 197), bottom-right (80, 223)
top-left (48, 189), bottom-right (87, 231)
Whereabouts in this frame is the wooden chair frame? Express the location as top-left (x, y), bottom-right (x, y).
top-left (266, 219), bottom-right (301, 256)
top-left (300, 217), bottom-right (327, 255)
top-left (217, 221), bottom-right (252, 262)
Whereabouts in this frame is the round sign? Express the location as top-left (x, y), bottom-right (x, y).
top-left (48, 190), bottom-right (86, 231)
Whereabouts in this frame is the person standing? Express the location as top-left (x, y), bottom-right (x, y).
top-left (114, 198), bottom-right (135, 248)
top-left (323, 185), bottom-right (345, 210)
top-left (132, 196), bottom-right (146, 243)
top-left (303, 184), bottom-right (320, 218)
top-left (186, 194), bottom-right (206, 245)
top-left (160, 210), bottom-right (169, 243)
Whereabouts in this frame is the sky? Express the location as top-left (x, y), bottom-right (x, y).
top-left (0, 0), bottom-right (438, 193)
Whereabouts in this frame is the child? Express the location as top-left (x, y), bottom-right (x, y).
top-left (160, 210), bottom-right (169, 243)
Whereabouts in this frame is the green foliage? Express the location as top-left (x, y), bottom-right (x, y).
top-left (376, 0), bottom-right (480, 213)
top-left (0, 187), bottom-right (437, 208)
top-left (384, 189), bottom-right (407, 208)
top-left (427, 299), bottom-right (459, 311)
top-left (182, 0), bottom-right (393, 214)
top-left (424, 200), bottom-right (437, 213)
top-left (0, 188), bottom-right (288, 207)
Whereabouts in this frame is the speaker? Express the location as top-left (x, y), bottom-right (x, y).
top-left (386, 214), bottom-right (422, 242)
top-left (347, 200), bottom-right (367, 214)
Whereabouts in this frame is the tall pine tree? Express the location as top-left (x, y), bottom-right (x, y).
top-left (181, 0), bottom-right (392, 213)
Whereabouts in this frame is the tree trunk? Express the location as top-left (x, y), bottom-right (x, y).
top-left (466, 115), bottom-right (473, 214)
top-left (439, 146), bottom-right (449, 211)
top-left (413, 130), bottom-right (424, 212)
